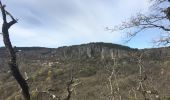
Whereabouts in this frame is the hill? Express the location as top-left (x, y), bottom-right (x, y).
top-left (0, 42), bottom-right (170, 100)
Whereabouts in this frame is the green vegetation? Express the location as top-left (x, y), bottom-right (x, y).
top-left (30, 90), bottom-right (39, 100)
top-left (79, 67), bottom-right (97, 77)
top-left (1, 43), bottom-right (170, 99)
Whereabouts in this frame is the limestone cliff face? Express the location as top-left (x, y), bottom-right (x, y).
top-left (1, 43), bottom-right (170, 73)
top-left (49, 42), bottom-right (137, 60)
top-left (1, 43), bottom-right (170, 61)
top-left (49, 43), bottom-right (170, 60)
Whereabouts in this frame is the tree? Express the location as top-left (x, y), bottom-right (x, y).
top-left (107, 0), bottom-right (170, 46)
top-left (0, 1), bottom-right (30, 100)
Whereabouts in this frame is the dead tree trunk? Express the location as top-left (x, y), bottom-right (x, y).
top-left (0, 1), bottom-right (30, 100)
top-left (65, 74), bottom-right (74, 100)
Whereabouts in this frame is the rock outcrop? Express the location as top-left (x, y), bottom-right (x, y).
top-left (48, 42), bottom-right (137, 60)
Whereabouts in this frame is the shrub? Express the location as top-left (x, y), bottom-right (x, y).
top-left (31, 90), bottom-right (38, 100)
top-left (79, 67), bottom-right (97, 77)
top-left (15, 95), bottom-right (20, 100)
top-left (165, 96), bottom-right (170, 100)
top-left (46, 70), bottom-right (52, 81)
top-left (54, 69), bottom-right (64, 76)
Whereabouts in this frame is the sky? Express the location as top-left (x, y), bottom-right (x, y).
top-left (0, 0), bottom-right (159, 49)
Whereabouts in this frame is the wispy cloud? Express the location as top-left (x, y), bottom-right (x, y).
top-left (0, 0), bottom-right (150, 48)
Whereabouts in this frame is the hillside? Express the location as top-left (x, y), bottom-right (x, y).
top-left (0, 42), bottom-right (170, 100)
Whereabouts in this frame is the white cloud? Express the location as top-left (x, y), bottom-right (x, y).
top-left (0, 0), bottom-right (151, 48)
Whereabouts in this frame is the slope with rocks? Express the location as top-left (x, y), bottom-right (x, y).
top-left (0, 42), bottom-right (170, 100)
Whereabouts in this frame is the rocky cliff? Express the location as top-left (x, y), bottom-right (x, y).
top-left (48, 42), bottom-right (138, 59)
top-left (1, 42), bottom-right (170, 100)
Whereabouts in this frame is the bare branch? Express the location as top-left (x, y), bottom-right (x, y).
top-left (0, 1), bottom-right (7, 23)
top-left (6, 10), bottom-right (18, 28)
top-left (108, 0), bottom-right (170, 45)
top-left (153, 35), bottom-right (170, 46)
top-left (65, 71), bottom-right (74, 100)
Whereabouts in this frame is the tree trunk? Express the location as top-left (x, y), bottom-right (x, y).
top-left (0, 1), bottom-right (30, 100)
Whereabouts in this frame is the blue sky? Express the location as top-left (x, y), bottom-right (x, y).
top-left (0, 0), bottom-right (160, 49)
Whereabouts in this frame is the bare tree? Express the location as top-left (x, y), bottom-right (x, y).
top-left (65, 75), bottom-right (74, 100)
top-left (107, 0), bottom-right (170, 46)
top-left (64, 69), bottom-right (80, 100)
top-left (132, 53), bottom-right (161, 100)
top-left (104, 50), bottom-right (121, 100)
top-left (0, 1), bottom-right (30, 100)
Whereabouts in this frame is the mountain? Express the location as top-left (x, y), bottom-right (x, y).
top-left (0, 42), bottom-right (170, 100)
